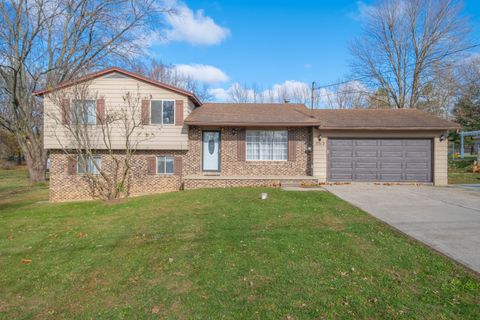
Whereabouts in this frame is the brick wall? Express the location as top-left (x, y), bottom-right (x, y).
top-left (49, 126), bottom-right (314, 201)
top-left (49, 150), bottom-right (186, 202)
top-left (184, 127), bottom-right (312, 176)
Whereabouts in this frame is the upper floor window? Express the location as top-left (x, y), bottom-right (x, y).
top-left (151, 100), bottom-right (175, 125)
top-left (72, 99), bottom-right (96, 124)
top-left (77, 155), bottom-right (101, 175)
top-left (246, 130), bottom-right (288, 161)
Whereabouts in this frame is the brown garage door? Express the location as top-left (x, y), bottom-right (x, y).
top-left (327, 139), bottom-right (432, 182)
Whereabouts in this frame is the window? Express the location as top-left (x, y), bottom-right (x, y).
top-left (72, 100), bottom-right (96, 124)
top-left (157, 156), bottom-right (174, 174)
top-left (151, 100), bottom-right (175, 125)
top-left (77, 155), bottom-right (101, 175)
top-left (246, 130), bottom-right (288, 161)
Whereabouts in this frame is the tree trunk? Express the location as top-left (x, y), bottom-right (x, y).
top-left (19, 138), bottom-right (46, 183)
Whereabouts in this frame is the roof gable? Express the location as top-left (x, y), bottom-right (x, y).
top-left (33, 67), bottom-right (201, 106)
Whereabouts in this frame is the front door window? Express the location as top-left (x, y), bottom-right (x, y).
top-left (203, 131), bottom-right (220, 171)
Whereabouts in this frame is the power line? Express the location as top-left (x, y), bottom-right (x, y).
top-left (313, 42), bottom-right (480, 90)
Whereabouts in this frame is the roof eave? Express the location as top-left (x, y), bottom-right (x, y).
top-left (319, 126), bottom-right (460, 131)
top-left (32, 67), bottom-right (202, 106)
top-left (184, 121), bottom-right (321, 127)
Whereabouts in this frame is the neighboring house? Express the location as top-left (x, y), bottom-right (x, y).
top-left (35, 67), bottom-right (460, 202)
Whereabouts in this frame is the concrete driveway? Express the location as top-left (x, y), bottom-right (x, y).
top-left (324, 184), bottom-right (480, 273)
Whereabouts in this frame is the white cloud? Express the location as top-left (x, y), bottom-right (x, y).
top-left (208, 79), bottom-right (370, 108)
top-left (209, 80), bottom-right (312, 103)
top-left (208, 87), bottom-right (230, 101)
top-left (173, 64), bottom-right (229, 83)
top-left (163, 1), bottom-right (230, 45)
top-left (348, 1), bottom-right (374, 21)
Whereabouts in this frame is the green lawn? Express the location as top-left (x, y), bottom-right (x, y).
top-left (449, 158), bottom-right (480, 184)
top-left (0, 168), bottom-right (479, 319)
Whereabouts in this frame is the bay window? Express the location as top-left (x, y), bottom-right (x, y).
top-left (246, 130), bottom-right (288, 161)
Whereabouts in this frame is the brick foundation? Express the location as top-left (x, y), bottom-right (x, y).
top-left (183, 178), bottom-right (317, 190)
top-left (49, 150), bottom-right (186, 202)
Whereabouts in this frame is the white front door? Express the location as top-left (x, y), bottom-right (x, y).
top-left (202, 131), bottom-right (220, 171)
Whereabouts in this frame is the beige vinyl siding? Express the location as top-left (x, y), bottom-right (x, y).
top-left (43, 73), bottom-right (196, 150)
top-left (433, 135), bottom-right (448, 186)
top-left (313, 129), bottom-right (448, 186)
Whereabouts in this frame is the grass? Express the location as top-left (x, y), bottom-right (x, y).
top-left (0, 168), bottom-right (479, 319)
top-left (448, 157), bottom-right (480, 184)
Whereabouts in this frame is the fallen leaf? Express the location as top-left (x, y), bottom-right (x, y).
top-left (76, 232), bottom-right (87, 239)
top-left (21, 258), bottom-right (32, 264)
top-left (151, 306), bottom-right (161, 314)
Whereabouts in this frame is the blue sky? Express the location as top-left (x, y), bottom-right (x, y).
top-left (150, 0), bottom-right (480, 100)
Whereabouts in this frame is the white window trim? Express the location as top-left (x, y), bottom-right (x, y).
top-left (71, 99), bottom-right (97, 125)
top-left (150, 100), bottom-right (176, 126)
top-left (156, 156), bottom-right (175, 175)
top-left (246, 130), bottom-right (288, 162)
top-left (77, 155), bottom-right (101, 175)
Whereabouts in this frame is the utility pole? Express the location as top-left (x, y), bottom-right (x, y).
top-left (311, 81), bottom-right (315, 110)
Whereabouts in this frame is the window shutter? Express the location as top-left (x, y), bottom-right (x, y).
top-left (141, 100), bottom-right (150, 125)
top-left (288, 129), bottom-right (296, 161)
top-left (174, 156), bottom-right (183, 175)
top-left (146, 157), bottom-right (156, 175)
top-left (61, 99), bottom-right (70, 125)
top-left (67, 157), bottom-right (77, 175)
top-left (96, 98), bottom-right (105, 124)
top-left (175, 100), bottom-right (184, 126)
top-left (237, 129), bottom-right (246, 161)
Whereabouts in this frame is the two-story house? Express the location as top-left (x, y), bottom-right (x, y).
top-left (36, 67), bottom-right (459, 202)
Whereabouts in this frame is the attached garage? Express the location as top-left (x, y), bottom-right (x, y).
top-left (327, 138), bottom-right (432, 182)
top-left (311, 109), bottom-right (461, 186)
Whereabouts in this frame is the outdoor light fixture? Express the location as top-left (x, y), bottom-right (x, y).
top-left (440, 133), bottom-right (446, 141)
top-left (318, 134), bottom-right (322, 141)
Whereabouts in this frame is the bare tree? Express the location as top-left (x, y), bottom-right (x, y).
top-left (133, 60), bottom-right (213, 102)
top-left (229, 83), bottom-right (252, 103)
top-left (322, 81), bottom-right (369, 109)
top-left (47, 83), bottom-right (151, 200)
top-left (0, 0), bottom-right (166, 182)
top-left (350, 0), bottom-right (471, 109)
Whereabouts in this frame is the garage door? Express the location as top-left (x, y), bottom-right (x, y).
top-left (327, 139), bottom-right (432, 182)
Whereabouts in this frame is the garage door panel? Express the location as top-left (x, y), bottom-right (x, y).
top-left (355, 151), bottom-right (377, 157)
top-left (406, 162), bottom-right (429, 169)
top-left (380, 173), bottom-right (403, 181)
top-left (331, 162), bottom-right (353, 168)
top-left (355, 162), bottom-right (378, 168)
top-left (355, 173), bottom-right (378, 180)
top-left (330, 173), bottom-right (354, 180)
top-left (381, 151), bottom-right (403, 157)
top-left (330, 150), bottom-right (353, 157)
top-left (330, 139), bottom-right (353, 146)
top-left (406, 151), bottom-right (429, 158)
top-left (355, 140), bottom-right (378, 146)
top-left (328, 138), bottom-right (432, 182)
top-left (380, 139), bottom-right (403, 146)
top-left (406, 140), bottom-right (430, 146)
top-left (380, 162), bottom-right (402, 169)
